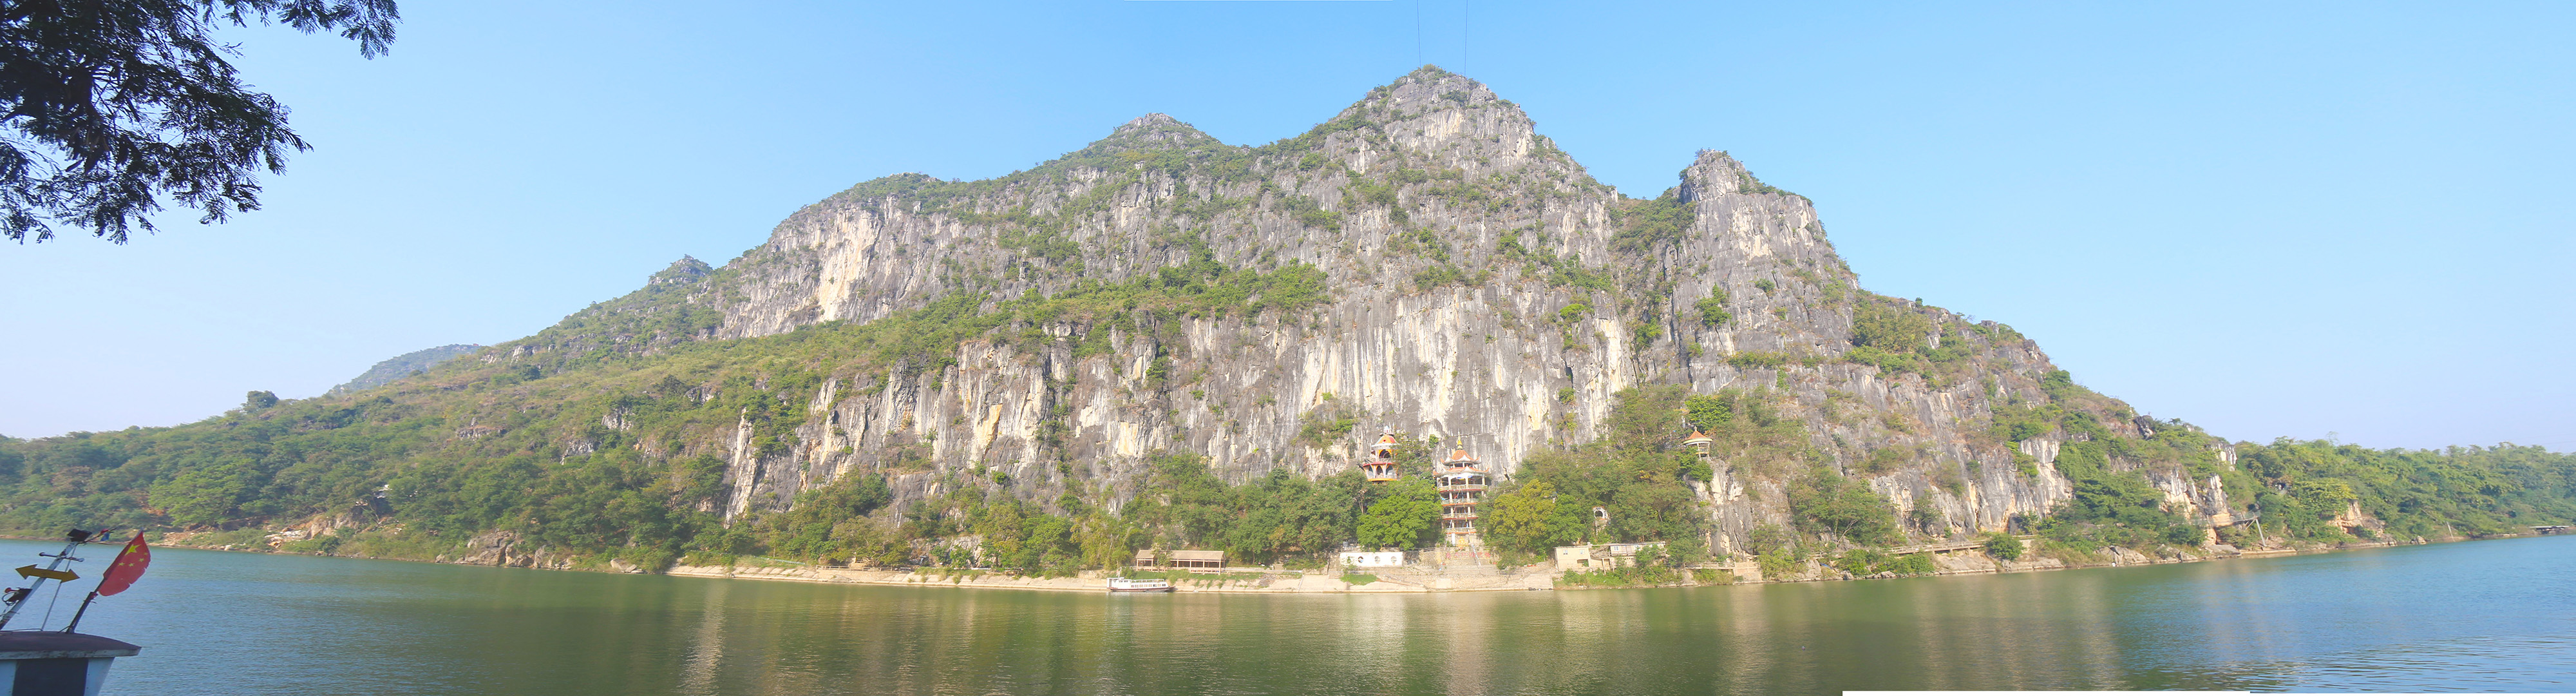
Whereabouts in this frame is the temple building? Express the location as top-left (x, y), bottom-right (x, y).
top-left (1360, 432), bottom-right (1401, 483)
top-left (1435, 446), bottom-right (1490, 545)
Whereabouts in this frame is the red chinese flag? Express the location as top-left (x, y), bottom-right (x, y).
top-left (96, 534), bottom-right (149, 596)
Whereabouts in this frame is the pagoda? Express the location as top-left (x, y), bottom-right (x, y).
top-left (1359, 432), bottom-right (1401, 483)
top-left (1435, 445), bottom-right (1490, 545)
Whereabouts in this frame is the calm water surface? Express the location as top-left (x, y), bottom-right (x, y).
top-left (16, 534), bottom-right (2570, 695)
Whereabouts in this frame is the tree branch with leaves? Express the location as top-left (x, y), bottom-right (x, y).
top-left (1, 0), bottom-right (397, 243)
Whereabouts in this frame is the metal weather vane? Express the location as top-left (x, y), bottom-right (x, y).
top-left (0, 528), bottom-right (152, 632)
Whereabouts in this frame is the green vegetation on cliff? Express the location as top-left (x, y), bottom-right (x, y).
top-left (3, 353), bottom-right (2570, 573)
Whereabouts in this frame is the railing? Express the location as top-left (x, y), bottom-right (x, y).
top-left (1441, 511), bottom-right (1480, 521)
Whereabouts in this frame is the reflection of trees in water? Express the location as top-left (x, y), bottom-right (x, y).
top-left (1332, 594), bottom-right (1413, 690)
top-left (621, 550), bottom-right (2553, 695)
top-left (1495, 575), bottom-right (2140, 693)
top-left (678, 580), bottom-right (728, 694)
top-left (1432, 594), bottom-right (1493, 695)
top-left (1882, 573), bottom-right (2128, 690)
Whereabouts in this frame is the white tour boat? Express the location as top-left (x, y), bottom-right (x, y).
top-left (1106, 577), bottom-right (1175, 593)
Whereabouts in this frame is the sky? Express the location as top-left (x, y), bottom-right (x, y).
top-left (3, 1), bottom-right (2570, 451)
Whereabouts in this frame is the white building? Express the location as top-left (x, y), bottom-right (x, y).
top-left (1337, 550), bottom-right (1405, 568)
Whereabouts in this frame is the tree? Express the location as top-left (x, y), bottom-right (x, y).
top-left (242, 389), bottom-right (278, 410)
top-left (1684, 394), bottom-right (1732, 431)
top-left (1356, 478), bottom-right (1437, 549)
top-left (1981, 531), bottom-right (2024, 560)
top-left (1484, 481), bottom-right (1579, 554)
top-left (149, 459), bottom-right (252, 527)
top-left (1787, 468), bottom-right (1900, 545)
top-left (1602, 385), bottom-right (1688, 453)
top-left (1693, 291), bottom-right (1730, 327)
top-left (3, 0), bottom-right (400, 243)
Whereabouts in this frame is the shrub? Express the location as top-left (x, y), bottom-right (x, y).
top-left (1850, 303), bottom-right (1935, 352)
top-left (1756, 547), bottom-right (1803, 578)
top-left (1832, 548), bottom-right (1935, 577)
top-left (1695, 291), bottom-right (1732, 327)
top-left (1412, 265), bottom-right (1468, 290)
top-left (1982, 531), bottom-right (2024, 560)
top-left (1862, 447), bottom-right (1909, 474)
top-left (1727, 351), bottom-right (1788, 369)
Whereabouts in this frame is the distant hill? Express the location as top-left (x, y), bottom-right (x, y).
top-left (325, 344), bottom-right (484, 396)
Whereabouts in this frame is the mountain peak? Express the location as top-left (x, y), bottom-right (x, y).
top-left (1678, 149), bottom-right (1799, 202)
top-left (1084, 112), bottom-right (1220, 153)
top-left (1282, 66), bottom-right (1553, 177)
top-left (1341, 65), bottom-right (1513, 121)
top-left (1115, 112), bottom-right (1186, 133)
top-left (650, 255), bottom-right (714, 285)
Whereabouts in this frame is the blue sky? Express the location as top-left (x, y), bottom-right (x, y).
top-left (3, 1), bottom-right (2569, 450)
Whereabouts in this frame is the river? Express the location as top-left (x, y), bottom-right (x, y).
top-left (14, 534), bottom-right (2570, 695)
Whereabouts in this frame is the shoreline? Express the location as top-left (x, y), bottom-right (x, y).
top-left (14, 531), bottom-right (2541, 594)
top-left (661, 564), bottom-right (1559, 593)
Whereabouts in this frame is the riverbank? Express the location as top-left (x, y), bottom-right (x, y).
top-left (663, 563), bottom-right (1559, 593)
top-left (45, 528), bottom-right (2532, 595)
top-left (667, 536), bottom-right (2449, 594)
top-left (1744, 537), bottom-right (2419, 584)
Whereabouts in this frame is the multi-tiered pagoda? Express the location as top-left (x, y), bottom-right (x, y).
top-left (1435, 446), bottom-right (1490, 545)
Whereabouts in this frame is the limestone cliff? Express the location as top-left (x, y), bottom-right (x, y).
top-left (501, 68), bottom-right (2233, 549)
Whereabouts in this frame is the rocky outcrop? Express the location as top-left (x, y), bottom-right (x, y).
top-left (437, 530), bottom-right (578, 570)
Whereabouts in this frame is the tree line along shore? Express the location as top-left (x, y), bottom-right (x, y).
top-left (5, 383), bottom-right (2566, 588)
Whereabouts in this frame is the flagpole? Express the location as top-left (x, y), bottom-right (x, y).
top-left (59, 592), bottom-right (100, 633)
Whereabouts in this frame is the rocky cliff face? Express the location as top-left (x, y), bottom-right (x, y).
top-left (515, 68), bottom-right (2232, 548)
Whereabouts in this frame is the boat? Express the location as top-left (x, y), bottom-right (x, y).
top-left (1106, 577), bottom-right (1175, 593)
